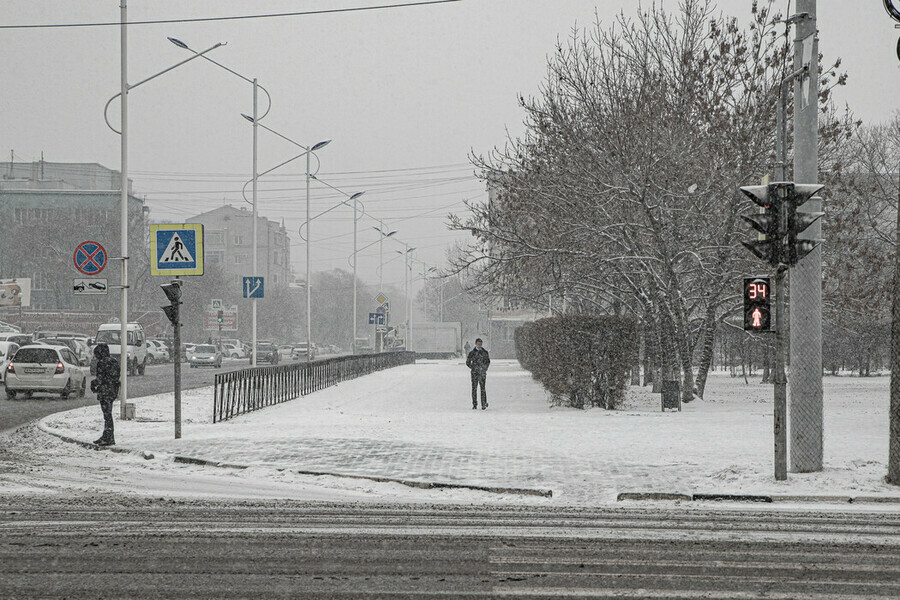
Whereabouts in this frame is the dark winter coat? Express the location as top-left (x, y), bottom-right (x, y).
top-left (91, 343), bottom-right (120, 400)
top-left (466, 347), bottom-right (491, 375)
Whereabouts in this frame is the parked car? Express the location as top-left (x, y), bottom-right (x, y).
top-left (278, 345), bottom-right (294, 361)
top-left (290, 342), bottom-right (315, 361)
top-left (222, 343), bottom-right (246, 359)
top-left (145, 341), bottom-right (169, 363)
top-left (250, 342), bottom-right (279, 365)
top-left (0, 332), bottom-right (31, 347)
top-left (0, 341), bottom-right (21, 384)
top-left (151, 340), bottom-right (171, 360)
top-left (38, 338), bottom-right (86, 365)
top-left (188, 344), bottom-right (223, 369)
top-left (5, 344), bottom-right (87, 400)
top-left (70, 338), bottom-right (92, 365)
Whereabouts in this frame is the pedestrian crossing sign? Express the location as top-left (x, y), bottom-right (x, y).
top-left (150, 223), bottom-right (204, 276)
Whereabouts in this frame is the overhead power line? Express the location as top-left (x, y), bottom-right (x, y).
top-left (0, 0), bottom-right (464, 29)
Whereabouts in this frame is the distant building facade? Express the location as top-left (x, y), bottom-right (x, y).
top-left (0, 161), bottom-right (150, 333)
top-left (186, 204), bottom-right (292, 288)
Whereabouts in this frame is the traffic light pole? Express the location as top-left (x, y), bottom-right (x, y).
top-left (173, 298), bottom-right (182, 440)
top-left (160, 279), bottom-right (182, 439)
top-left (774, 264), bottom-right (788, 481)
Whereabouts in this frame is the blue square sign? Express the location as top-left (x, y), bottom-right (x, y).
top-left (243, 276), bottom-right (264, 299)
top-left (150, 224), bottom-right (204, 276)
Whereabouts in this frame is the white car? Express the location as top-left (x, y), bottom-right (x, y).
top-left (222, 343), bottom-right (246, 359)
top-left (145, 341), bottom-right (169, 363)
top-left (6, 344), bottom-right (87, 400)
top-left (0, 341), bottom-right (20, 384)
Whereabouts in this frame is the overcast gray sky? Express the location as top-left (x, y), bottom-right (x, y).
top-left (3, 1), bottom-right (898, 290)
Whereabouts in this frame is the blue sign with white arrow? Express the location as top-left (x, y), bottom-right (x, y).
top-left (243, 276), bottom-right (264, 299)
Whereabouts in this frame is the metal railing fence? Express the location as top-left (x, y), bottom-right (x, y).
top-left (213, 352), bottom-right (416, 423)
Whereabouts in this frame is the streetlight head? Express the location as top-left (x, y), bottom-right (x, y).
top-left (349, 191), bottom-right (365, 200)
top-left (168, 37), bottom-right (190, 50)
top-left (385, 230), bottom-right (397, 237)
top-left (311, 139), bottom-right (331, 152)
top-left (241, 113), bottom-right (255, 123)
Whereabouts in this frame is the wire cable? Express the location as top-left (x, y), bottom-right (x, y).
top-left (0, 0), bottom-right (464, 30)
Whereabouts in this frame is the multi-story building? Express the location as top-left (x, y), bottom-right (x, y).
top-left (187, 204), bottom-right (292, 288)
top-left (0, 161), bottom-right (150, 333)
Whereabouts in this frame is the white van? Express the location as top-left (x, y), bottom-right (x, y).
top-left (93, 322), bottom-right (147, 376)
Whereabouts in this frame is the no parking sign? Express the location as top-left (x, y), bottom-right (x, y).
top-left (73, 241), bottom-right (107, 275)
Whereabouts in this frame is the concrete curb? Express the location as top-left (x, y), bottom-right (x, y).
top-left (617, 491), bottom-right (900, 504)
top-left (37, 421), bottom-right (553, 498)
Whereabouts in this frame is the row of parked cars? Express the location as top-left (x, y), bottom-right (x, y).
top-left (0, 331), bottom-right (89, 400)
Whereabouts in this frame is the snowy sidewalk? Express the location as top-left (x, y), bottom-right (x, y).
top-left (40, 359), bottom-right (900, 505)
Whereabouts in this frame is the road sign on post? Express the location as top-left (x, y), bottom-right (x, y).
top-left (150, 224), bottom-right (204, 276)
top-left (243, 276), bottom-right (264, 299)
top-left (73, 241), bottom-right (107, 275)
top-left (73, 278), bottom-right (108, 295)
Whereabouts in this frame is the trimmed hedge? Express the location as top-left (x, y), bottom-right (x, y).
top-left (515, 315), bottom-right (638, 409)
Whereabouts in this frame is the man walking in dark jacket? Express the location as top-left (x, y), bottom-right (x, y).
top-left (466, 338), bottom-right (490, 410)
top-left (90, 343), bottom-right (119, 446)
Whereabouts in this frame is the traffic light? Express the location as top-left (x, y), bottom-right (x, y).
top-left (160, 280), bottom-right (182, 326)
top-left (743, 277), bottom-right (771, 331)
top-left (739, 184), bottom-right (782, 267)
top-left (217, 309), bottom-right (224, 330)
top-left (783, 183), bottom-right (824, 266)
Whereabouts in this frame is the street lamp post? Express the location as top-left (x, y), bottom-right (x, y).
top-left (395, 245), bottom-right (415, 350)
top-left (239, 117), bottom-right (329, 363)
top-left (105, 26), bottom-right (223, 421)
top-left (348, 232), bottom-right (395, 352)
top-left (421, 264), bottom-right (437, 321)
top-left (169, 37), bottom-right (272, 365)
top-left (303, 177), bottom-right (366, 356)
top-left (372, 222), bottom-right (397, 293)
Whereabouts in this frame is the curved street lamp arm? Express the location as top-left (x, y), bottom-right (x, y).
top-left (240, 150), bottom-right (321, 206)
top-left (104, 41), bottom-right (226, 134)
top-left (196, 59), bottom-right (272, 120)
top-left (347, 236), bottom-right (390, 267)
top-left (168, 37), bottom-right (272, 119)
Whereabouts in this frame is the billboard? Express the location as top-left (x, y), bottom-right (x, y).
top-left (0, 279), bottom-right (32, 307)
top-left (204, 308), bottom-right (238, 331)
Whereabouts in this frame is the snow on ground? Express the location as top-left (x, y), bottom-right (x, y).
top-left (35, 359), bottom-right (900, 506)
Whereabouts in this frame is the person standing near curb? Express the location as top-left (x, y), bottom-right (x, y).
top-left (90, 343), bottom-right (119, 446)
top-left (466, 338), bottom-right (490, 410)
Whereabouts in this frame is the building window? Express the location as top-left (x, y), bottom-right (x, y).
top-left (233, 235), bottom-right (244, 246)
top-left (234, 254), bottom-right (248, 264)
top-left (207, 231), bottom-right (225, 246)
top-left (33, 271), bottom-right (52, 290)
top-left (273, 252), bottom-right (281, 265)
top-left (273, 273), bottom-right (279, 284)
top-left (207, 250), bottom-right (225, 264)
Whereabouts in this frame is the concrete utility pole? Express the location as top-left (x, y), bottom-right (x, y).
top-left (883, 0), bottom-right (900, 487)
top-left (790, 0), bottom-right (823, 473)
top-left (891, 164), bottom-right (900, 484)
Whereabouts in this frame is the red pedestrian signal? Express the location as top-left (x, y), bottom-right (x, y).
top-left (743, 277), bottom-right (771, 331)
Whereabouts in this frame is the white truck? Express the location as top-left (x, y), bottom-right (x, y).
top-left (93, 322), bottom-right (148, 376)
